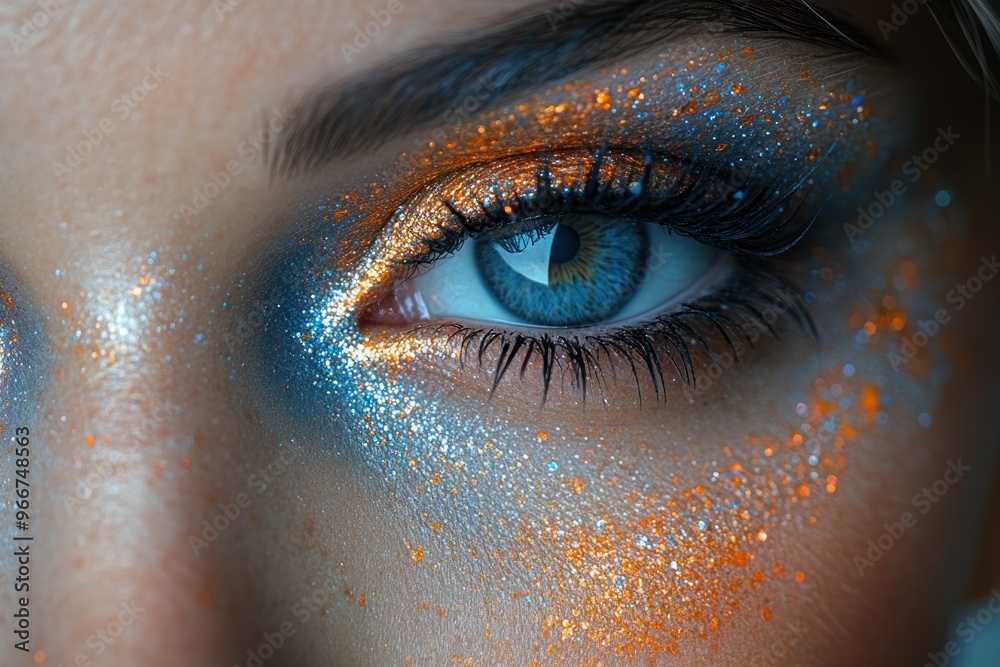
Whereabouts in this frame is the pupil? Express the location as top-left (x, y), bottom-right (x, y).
top-left (548, 224), bottom-right (580, 264)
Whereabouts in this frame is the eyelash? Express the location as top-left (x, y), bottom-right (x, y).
top-left (372, 148), bottom-right (822, 403)
top-left (399, 147), bottom-right (824, 272)
top-left (411, 265), bottom-right (815, 404)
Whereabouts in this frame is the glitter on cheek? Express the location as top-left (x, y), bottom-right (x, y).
top-left (288, 302), bottom-right (881, 659)
top-left (253, 256), bottom-right (895, 660)
top-left (242, 35), bottom-right (915, 660)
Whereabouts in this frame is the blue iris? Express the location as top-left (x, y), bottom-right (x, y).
top-left (476, 215), bottom-right (648, 326)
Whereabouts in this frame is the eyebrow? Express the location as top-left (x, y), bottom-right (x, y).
top-left (269, 0), bottom-right (880, 178)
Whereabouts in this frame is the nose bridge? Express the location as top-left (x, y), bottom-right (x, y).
top-left (25, 268), bottom-right (248, 666)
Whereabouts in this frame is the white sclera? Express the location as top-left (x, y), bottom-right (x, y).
top-left (399, 224), bottom-right (719, 328)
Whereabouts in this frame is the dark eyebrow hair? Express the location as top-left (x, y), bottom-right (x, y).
top-left (269, 0), bottom-right (880, 179)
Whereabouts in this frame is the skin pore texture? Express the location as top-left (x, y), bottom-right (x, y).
top-left (0, 0), bottom-right (998, 666)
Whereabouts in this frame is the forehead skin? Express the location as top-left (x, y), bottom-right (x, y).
top-left (0, 1), bottom-right (998, 666)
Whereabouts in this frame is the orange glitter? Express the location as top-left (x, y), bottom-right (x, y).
top-left (33, 651), bottom-right (45, 664)
top-left (411, 545), bottom-right (424, 563)
top-left (85, 436), bottom-right (94, 447)
top-left (860, 384), bottom-right (880, 422)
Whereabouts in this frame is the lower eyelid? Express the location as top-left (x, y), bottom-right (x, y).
top-left (357, 261), bottom-right (814, 404)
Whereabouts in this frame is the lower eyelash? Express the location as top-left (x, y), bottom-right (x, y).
top-left (408, 261), bottom-right (816, 404)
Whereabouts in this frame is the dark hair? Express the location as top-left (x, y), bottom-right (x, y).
top-left (937, 0), bottom-right (1000, 99)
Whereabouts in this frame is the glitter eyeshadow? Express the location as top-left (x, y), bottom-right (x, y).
top-left (0, 270), bottom-right (44, 432)
top-left (241, 35), bottom-right (919, 659)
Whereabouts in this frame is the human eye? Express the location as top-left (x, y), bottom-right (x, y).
top-left (358, 147), bottom-right (820, 400)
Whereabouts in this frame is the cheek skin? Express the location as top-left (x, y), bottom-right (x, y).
top-left (241, 184), bottom-right (990, 666)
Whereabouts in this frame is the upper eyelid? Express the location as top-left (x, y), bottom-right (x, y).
top-left (289, 60), bottom-right (899, 302)
top-left (267, 0), bottom-right (884, 179)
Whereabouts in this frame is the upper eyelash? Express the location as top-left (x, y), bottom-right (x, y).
top-left (397, 146), bottom-right (827, 275)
